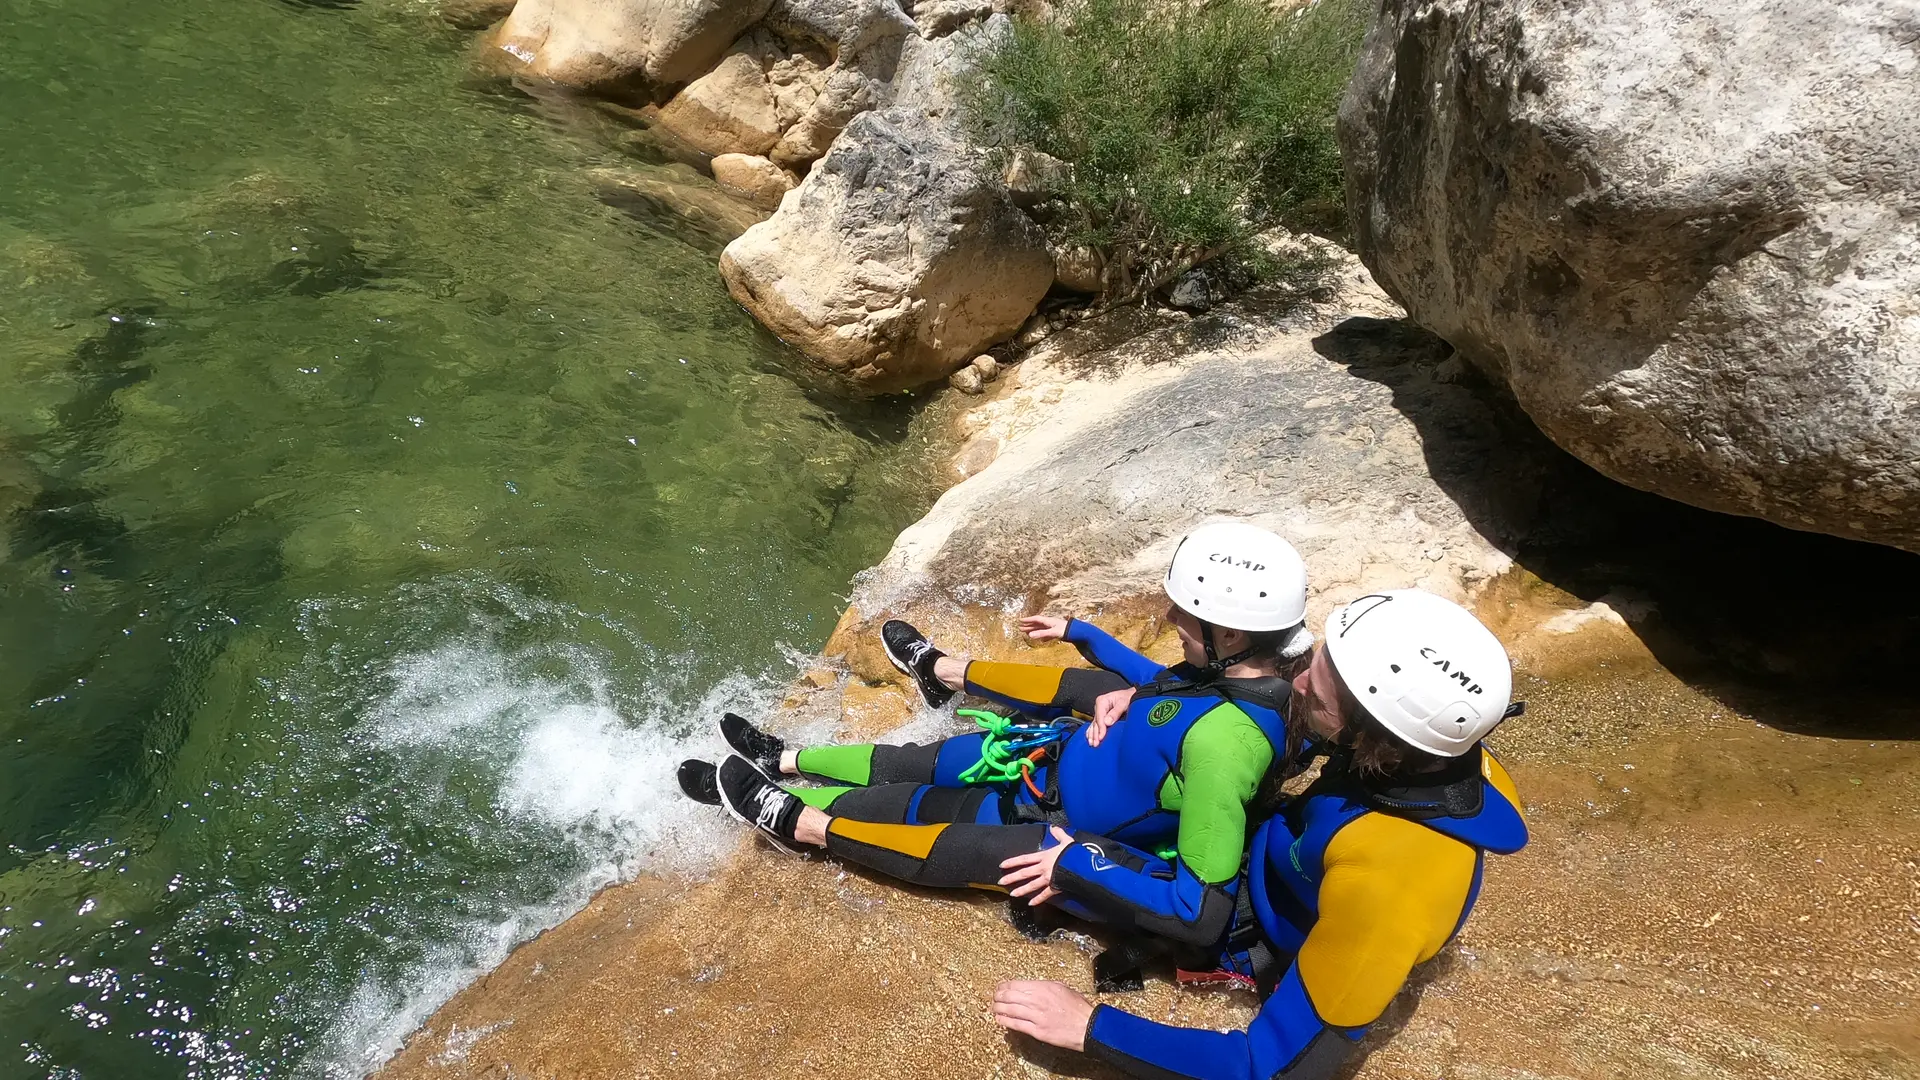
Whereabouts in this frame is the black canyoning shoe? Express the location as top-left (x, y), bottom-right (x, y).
top-left (677, 759), bottom-right (721, 806)
top-left (721, 712), bottom-right (786, 777)
top-left (716, 755), bottom-right (805, 856)
top-left (881, 619), bottom-right (956, 708)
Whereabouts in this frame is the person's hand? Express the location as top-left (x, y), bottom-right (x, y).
top-left (997, 825), bottom-right (1074, 905)
top-left (1019, 615), bottom-right (1069, 641)
top-left (1086, 687), bottom-right (1135, 747)
top-left (992, 980), bottom-right (1094, 1051)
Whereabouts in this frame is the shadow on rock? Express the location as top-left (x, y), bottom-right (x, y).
top-left (1313, 316), bottom-right (1920, 739)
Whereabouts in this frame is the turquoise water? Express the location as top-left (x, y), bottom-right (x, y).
top-left (0, 1), bottom-right (932, 1075)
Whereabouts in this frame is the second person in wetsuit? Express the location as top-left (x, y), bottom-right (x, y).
top-left (991, 589), bottom-right (1531, 1080)
top-left (679, 520), bottom-right (1313, 949)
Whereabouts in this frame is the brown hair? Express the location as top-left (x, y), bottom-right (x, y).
top-left (1332, 662), bottom-right (1449, 779)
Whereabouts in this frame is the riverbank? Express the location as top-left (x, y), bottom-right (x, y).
top-left (371, 253), bottom-right (1920, 1079)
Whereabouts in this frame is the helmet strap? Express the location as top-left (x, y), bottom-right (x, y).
top-left (1199, 622), bottom-right (1255, 675)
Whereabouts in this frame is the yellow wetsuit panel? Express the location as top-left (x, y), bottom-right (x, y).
top-left (1295, 813), bottom-right (1477, 1028)
top-left (963, 661), bottom-right (1069, 710)
top-left (826, 818), bottom-right (948, 859)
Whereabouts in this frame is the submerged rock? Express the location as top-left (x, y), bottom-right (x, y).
top-left (719, 108), bottom-right (1053, 391)
top-left (591, 165), bottom-right (767, 249)
top-left (1340, 0), bottom-right (1920, 553)
top-left (438, 0), bottom-right (516, 31)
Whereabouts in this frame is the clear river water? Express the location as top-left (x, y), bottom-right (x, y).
top-left (0, 1), bottom-right (933, 1075)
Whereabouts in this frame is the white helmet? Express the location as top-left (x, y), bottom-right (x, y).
top-left (1323, 589), bottom-right (1513, 757)
top-left (1164, 521), bottom-right (1309, 634)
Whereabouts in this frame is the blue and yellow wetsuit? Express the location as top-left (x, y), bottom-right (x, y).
top-left (785, 618), bottom-right (1297, 946)
top-left (1082, 748), bottom-right (1528, 1080)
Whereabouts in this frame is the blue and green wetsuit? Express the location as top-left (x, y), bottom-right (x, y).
top-left (1081, 748), bottom-right (1529, 1080)
top-left (787, 618), bottom-right (1295, 946)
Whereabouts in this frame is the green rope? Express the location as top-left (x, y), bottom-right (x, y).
top-left (955, 709), bottom-right (1177, 862)
top-left (955, 708), bottom-right (1045, 786)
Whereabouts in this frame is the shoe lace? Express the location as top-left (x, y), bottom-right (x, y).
top-left (751, 786), bottom-right (789, 833)
top-left (901, 637), bottom-right (934, 669)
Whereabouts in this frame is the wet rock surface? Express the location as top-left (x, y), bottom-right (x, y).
top-left (709, 152), bottom-right (796, 208)
top-left (375, 573), bottom-right (1920, 1080)
top-left (1340, 0), bottom-right (1920, 553)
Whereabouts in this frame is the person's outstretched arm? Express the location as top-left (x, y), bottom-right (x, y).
top-left (1080, 961), bottom-right (1364, 1080)
top-left (1061, 618), bottom-right (1166, 685)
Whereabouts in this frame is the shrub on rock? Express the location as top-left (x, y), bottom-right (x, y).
top-left (963, 0), bottom-right (1367, 302)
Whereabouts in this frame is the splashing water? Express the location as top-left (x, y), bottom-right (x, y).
top-left (0, 0), bottom-right (933, 1075)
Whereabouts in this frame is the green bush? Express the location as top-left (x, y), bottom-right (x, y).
top-left (963, 0), bottom-right (1368, 302)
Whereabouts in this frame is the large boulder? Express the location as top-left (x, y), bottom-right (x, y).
top-left (1339, 0), bottom-right (1920, 553)
top-left (486, 0), bottom-right (772, 94)
top-left (719, 108), bottom-right (1054, 391)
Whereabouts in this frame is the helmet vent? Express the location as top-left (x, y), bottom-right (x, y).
top-left (1258, 591), bottom-right (1267, 597)
top-left (1368, 685), bottom-right (1377, 694)
top-left (1390, 663), bottom-right (1401, 673)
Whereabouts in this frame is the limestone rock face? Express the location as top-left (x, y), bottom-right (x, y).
top-left (1339, 0), bottom-right (1920, 553)
top-left (769, 57), bottom-right (896, 168)
top-left (719, 108), bottom-right (1054, 391)
top-left (838, 269), bottom-right (1513, 640)
top-left (653, 49), bottom-right (781, 156)
top-left (889, 13), bottom-right (1009, 132)
top-left (765, 0), bottom-right (915, 57)
top-left (912, 0), bottom-right (996, 38)
top-left (488, 0), bottom-right (773, 93)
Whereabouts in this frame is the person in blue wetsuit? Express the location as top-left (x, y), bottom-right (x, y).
top-left (677, 521), bottom-right (1316, 950)
top-left (990, 589), bottom-right (1530, 1080)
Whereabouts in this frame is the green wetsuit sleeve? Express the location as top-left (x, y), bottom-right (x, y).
top-left (1172, 703), bottom-right (1274, 884)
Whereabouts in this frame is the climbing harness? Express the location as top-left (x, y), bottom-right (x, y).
top-left (955, 708), bottom-right (1074, 799)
